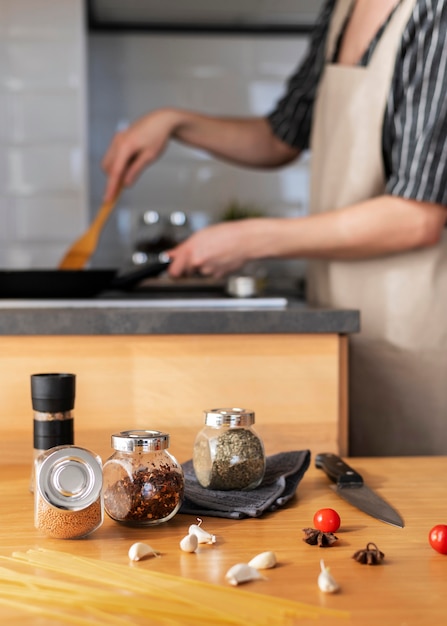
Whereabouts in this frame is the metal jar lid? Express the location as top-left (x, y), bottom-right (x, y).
top-left (111, 430), bottom-right (170, 452)
top-left (204, 408), bottom-right (255, 427)
top-left (37, 446), bottom-right (102, 511)
top-left (226, 275), bottom-right (260, 298)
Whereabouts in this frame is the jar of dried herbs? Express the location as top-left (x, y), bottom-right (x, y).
top-left (103, 430), bottom-right (184, 526)
top-left (193, 408), bottom-right (266, 491)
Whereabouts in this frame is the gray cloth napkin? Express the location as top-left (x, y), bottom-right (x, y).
top-left (179, 450), bottom-right (311, 519)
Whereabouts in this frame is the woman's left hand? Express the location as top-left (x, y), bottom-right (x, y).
top-left (167, 220), bottom-right (259, 278)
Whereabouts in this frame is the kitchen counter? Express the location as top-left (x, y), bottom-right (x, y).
top-left (0, 429), bottom-right (444, 625)
top-left (0, 293), bottom-right (359, 335)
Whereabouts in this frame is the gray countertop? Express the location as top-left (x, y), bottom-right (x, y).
top-left (0, 290), bottom-right (359, 336)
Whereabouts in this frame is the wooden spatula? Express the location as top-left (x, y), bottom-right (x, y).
top-left (58, 191), bottom-right (120, 270)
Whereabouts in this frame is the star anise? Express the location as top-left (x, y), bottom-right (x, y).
top-left (302, 527), bottom-right (338, 547)
top-left (352, 542), bottom-right (385, 565)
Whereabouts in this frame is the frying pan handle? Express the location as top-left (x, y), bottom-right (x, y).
top-left (111, 257), bottom-right (171, 290)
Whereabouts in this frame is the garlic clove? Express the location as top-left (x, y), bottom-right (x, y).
top-left (188, 521), bottom-right (216, 544)
top-left (180, 533), bottom-right (199, 553)
top-left (248, 551), bottom-right (277, 570)
top-left (318, 559), bottom-right (340, 593)
top-left (188, 524), bottom-right (216, 544)
top-left (225, 563), bottom-right (265, 586)
top-left (128, 542), bottom-right (160, 562)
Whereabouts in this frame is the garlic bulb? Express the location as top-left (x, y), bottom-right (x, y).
top-left (128, 542), bottom-right (159, 562)
top-left (318, 559), bottom-right (340, 593)
top-left (180, 533), bottom-right (199, 553)
top-left (248, 551), bottom-right (277, 570)
top-left (225, 563), bottom-right (265, 586)
top-left (188, 518), bottom-right (216, 544)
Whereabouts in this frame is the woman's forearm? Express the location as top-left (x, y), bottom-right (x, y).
top-left (258, 196), bottom-right (447, 260)
top-left (171, 111), bottom-right (300, 168)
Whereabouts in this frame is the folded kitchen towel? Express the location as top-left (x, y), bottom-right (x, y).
top-left (179, 450), bottom-right (311, 519)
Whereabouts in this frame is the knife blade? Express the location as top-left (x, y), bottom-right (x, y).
top-left (315, 452), bottom-right (404, 528)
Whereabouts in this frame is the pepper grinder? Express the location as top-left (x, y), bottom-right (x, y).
top-left (30, 373), bottom-right (76, 492)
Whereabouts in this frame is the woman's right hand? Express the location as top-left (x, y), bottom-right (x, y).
top-left (101, 108), bottom-right (180, 202)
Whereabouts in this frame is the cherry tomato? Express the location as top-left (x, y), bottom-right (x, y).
top-left (429, 524), bottom-right (447, 554)
top-left (313, 508), bottom-right (341, 533)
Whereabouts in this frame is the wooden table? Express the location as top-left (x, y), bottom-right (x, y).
top-left (0, 430), bottom-right (445, 625)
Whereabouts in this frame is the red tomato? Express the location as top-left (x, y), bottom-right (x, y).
top-left (429, 524), bottom-right (447, 554)
top-left (313, 508), bottom-right (341, 533)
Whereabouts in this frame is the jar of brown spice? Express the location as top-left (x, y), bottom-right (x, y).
top-left (34, 445), bottom-right (103, 539)
top-left (103, 430), bottom-right (184, 526)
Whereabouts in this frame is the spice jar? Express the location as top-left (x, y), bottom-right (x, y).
top-left (193, 408), bottom-right (266, 491)
top-left (34, 445), bottom-right (103, 539)
top-left (103, 430), bottom-right (184, 526)
top-left (30, 373), bottom-right (76, 492)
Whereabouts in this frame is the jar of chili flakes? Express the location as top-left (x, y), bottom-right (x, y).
top-left (103, 430), bottom-right (184, 526)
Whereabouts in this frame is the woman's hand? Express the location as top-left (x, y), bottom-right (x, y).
top-left (167, 220), bottom-right (263, 278)
top-left (102, 109), bottom-right (181, 202)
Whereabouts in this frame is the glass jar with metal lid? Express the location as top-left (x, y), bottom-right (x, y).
top-left (193, 408), bottom-right (266, 491)
top-left (103, 430), bottom-right (184, 526)
top-left (34, 445), bottom-right (103, 539)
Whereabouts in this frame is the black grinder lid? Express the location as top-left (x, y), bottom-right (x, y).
top-left (31, 373), bottom-right (76, 412)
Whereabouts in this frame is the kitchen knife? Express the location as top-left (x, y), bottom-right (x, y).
top-left (315, 452), bottom-right (404, 528)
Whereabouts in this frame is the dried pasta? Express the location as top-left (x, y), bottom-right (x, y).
top-left (0, 549), bottom-right (349, 625)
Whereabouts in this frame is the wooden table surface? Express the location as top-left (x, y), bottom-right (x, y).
top-left (0, 430), bottom-right (446, 625)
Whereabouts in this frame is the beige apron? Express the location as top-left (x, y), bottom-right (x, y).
top-left (308, 0), bottom-right (447, 456)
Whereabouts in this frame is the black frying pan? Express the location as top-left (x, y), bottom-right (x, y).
top-left (0, 260), bottom-right (170, 299)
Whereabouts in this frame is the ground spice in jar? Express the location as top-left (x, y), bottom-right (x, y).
top-left (36, 498), bottom-right (102, 539)
top-left (34, 445), bottom-right (103, 539)
top-left (193, 408), bottom-right (266, 491)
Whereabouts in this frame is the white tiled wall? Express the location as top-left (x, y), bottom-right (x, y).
top-left (88, 33), bottom-right (312, 274)
top-left (0, 0), bottom-right (88, 268)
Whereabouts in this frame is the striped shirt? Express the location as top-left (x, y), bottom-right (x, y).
top-left (268, 0), bottom-right (447, 207)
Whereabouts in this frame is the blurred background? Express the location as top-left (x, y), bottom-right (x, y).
top-left (0, 0), bottom-right (324, 282)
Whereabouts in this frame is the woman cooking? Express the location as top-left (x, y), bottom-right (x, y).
top-left (102, 0), bottom-right (447, 456)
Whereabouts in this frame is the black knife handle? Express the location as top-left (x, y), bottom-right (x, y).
top-left (315, 452), bottom-right (364, 486)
